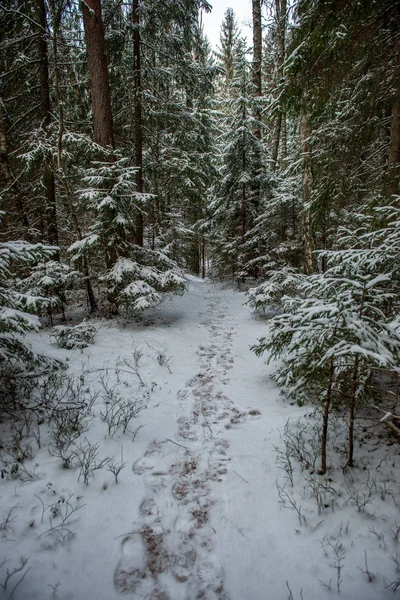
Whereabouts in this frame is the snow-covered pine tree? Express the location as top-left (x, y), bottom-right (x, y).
top-left (252, 205), bottom-right (400, 472)
top-left (209, 38), bottom-right (268, 279)
top-left (283, 0), bottom-right (400, 262)
top-left (214, 8), bottom-right (241, 96)
top-left (17, 260), bottom-right (82, 323)
top-left (0, 229), bottom-right (58, 374)
top-left (68, 153), bottom-right (186, 313)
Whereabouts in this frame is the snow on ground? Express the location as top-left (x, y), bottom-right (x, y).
top-left (1, 276), bottom-right (399, 599)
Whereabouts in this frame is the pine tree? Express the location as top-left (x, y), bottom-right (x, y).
top-left (251, 205), bottom-right (400, 472)
top-left (0, 234), bottom-right (58, 369)
top-left (210, 36), bottom-right (269, 279)
top-left (214, 8), bottom-right (240, 96)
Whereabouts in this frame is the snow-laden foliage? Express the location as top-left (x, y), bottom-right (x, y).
top-left (17, 261), bottom-right (83, 321)
top-left (0, 237), bottom-right (58, 367)
top-left (69, 156), bottom-right (152, 264)
top-left (67, 153), bottom-right (187, 312)
top-left (253, 212), bottom-right (400, 393)
top-left (51, 322), bottom-right (97, 349)
top-left (208, 39), bottom-right (270, 278)
top-left (251, 206), bottom-right (400, 469)
top-left (239, 171), bottom-right (303, 280)
top-left (253, 271), bottom-right (400, 401)
top-left (100, 250), bottom-right (186, 313)
top-left (246, 267), bottom-right (306, 314)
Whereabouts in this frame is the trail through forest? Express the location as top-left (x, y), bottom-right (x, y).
top-left (111, 277), bottom-right (293, 599)
top-left (1, 277), bottom-right (397, 600)
top-left (114, 281), bottom-right (241, 598)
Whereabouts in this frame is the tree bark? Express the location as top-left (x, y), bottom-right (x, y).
top-left (0, 101), bottom-right (30, 233)
top-left (300, 110), bottom-right (315, 274)
top-left (0, 107), bottom-right (13, 186)
top-left (271, 0), bottom-right (286, 171)
top-left (319, 357), bottom-right (334, 475)
top-left (49, 0), bottom-right (97, 313)
top-left (388, 39), bottom-right (400, 198)
top-left (271, 114), bottom-right (282, 172)
top-left (132, 0), bottom-right (144, 247)
top-left (201, 237), bottom-right (206, 279)
top-left (280, 110), bottom-right (287, 168)
top-left (37, 0), bottom-right (59, 256)
top-left (81, 0), bottom-right (115, 150)
top-left (252, 0), bottom-right (262, 140)
top-left (242, 104), bottom-right (247, 239)
top-left (348, 356), bottom-right (359, 468)
top-left (82, 0), bottom-right (118, 272)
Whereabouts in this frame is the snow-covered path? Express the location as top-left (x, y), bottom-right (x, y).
top-left (2, 277), bottom-right (396, 600)
top-left (114, 281), bottom-right (242, 598)
top-left (109, 277), bottom-right (320, 600)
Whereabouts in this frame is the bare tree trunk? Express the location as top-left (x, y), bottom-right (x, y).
top-left (242, 182), bottom-right (247, 239)
top-left (271, 114), bottom-right (282, 172)
top-left (319, 357), bottom-right (335, 475)
top-left (81, 0), bottom-right (115, 150)
top-left (252, 0), bottom-right (262, 140)
top-left (201, 237), bottom-right (206, 279)
top-left (0, 101), bottom-right (29, 233)
top-left (271, 0), bottom-right (286, 172)
top-left (82, 0), bottom-right (118, 272)
top-left (300, 110), bottom-right (315, 274)
top-left (388, 39), bottom-right (400, 198)
top-left (348, 356), bottom-right (359, 468)
top-left (242, 110), bottom-right (247, 239)
top-left (280, 110), bottom-right (287, 168)
top-left (0, 107), bottom-right (12, 185)
top-left (58, 176), bottom-right (98, 313)
top-left (37, 0), bottom-right (59, 257)
top-left (49, 0), bottom-right (97, 313)
top-left (132, 0), bottom-right (144, 247)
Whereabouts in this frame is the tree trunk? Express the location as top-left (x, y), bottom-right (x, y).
top-left (82, 0), bottom-right (118, 272)
top-left (242, 109), bottom-right (247, 239)
top-left (319, 357), bottom-right (335, 475)
top-left (271, 0), bottom-right (286, 172)
top-left (37, 0), bottom-right (59, 256)
top-left (201, 237), bottom-right (206, 279)
top-left (388, 39), bottom-right (400, 198)
top-left (271, 114), bottom-right (282, 172)
top-left (300, 110), bottom-right (315, 274)
top-left (48, 0), bottom-right (97, 312)
top-left (0, 107), bottom-right (12, 186)
top-left (348, 356), bottom-right (359, 468)
top-left (132, 0), bottom-right (144, 247)
top-left (58, 175), bottom-right (98, 313)
top-left (0, 101), bottom-right (29, 233)
top-left (242, 182), bottom-right (247, 239)
top-left (81, 0), bottom-right (115, 150)
top-left (252, 0), bottom-right (262, 140)
top-left (280, 110), bottom-right (287, 168)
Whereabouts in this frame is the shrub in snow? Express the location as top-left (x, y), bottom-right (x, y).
top-left (0, 235), bottom-right (58, 377)
top-left (17, 261), bottom-right (83, 323)
top-left (252, 206), bottom-right (400, 474)
top-left (51, 322), bottom-right (97, 349)
top-left (100, 251), bottom-right (186, 313)
top-left (71, 439), bottom-right (111, 485)
top-left (246, 267), bottom-right (306, 314)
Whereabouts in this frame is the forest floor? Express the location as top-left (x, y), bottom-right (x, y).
top-left (1, 276), bottom-right (400, 599)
